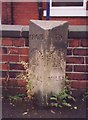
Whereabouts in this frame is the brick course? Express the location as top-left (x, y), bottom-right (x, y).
top-left (73, 48), bottom-right (87, 56)
top-left (2, 38), bottom-right (13, 46)
top-left (1, 37), bottom-right (29, 93)
top-left (66, 38), bottom-right (88, 83)
top-left (1, 37), bottom-right (88, 92)
top-left (70, 80), bottom-right (88, 89)
top-left (66, 57), bottom-right (84, 64)
top-left (69, 39), bottom-right (81, 47)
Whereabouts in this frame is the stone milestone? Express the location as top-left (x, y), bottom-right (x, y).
top-left (29, 20), bottom-right (69, 106)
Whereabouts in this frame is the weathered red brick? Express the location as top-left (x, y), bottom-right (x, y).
top-left (2, 55), bottom-right (7, 62)
top-left (10, 63), bottom-right (24, 70)
top-left (0, 47), bottom-right (7, 54)
top-left (8, 47), bottom-right (19, 54)
top-left (50, 17), bottom-right (87, 25)
top-left (9, 71), bottom-right (21, 78)
top-left (2, 71), bottom-right (8, 78)
top-left (2, 47), bottom-right (7, 54)
top-left (25, 38), bottom-right (29, 47)
top-left (8, 79), bottom-right (26, 87)
top-left (13, 2), bottom-right (38, 25)
top-left (19, 48), bottom-right (29, 55)
top-left (8, 55), bottom-right (19, 62)
top-left (13, 38), bottom-right (25, 47)
top-left (66, 57), bottom-right (84, 64)
top-left (81, 39), bottom-right (88, 47)
top-left (86, 57), bottom-right (88, 64)
top-left (1, 63), bottom-right (9, 71)
top-left (66, 65), bottom-right (73, 72)
top-left (2, 55), bottom-right (19, 62)
top-left (74, 65), bottom-right (88, 72)
top-left (2, 2), bottom-right (12, 24)
top-left (2, 38), bottom-right (13, 46)
top-left (69, 39), bottom-right (81, 47)
top-left (19, 55), bottom-right (29, 62)
top-left (66, 73), bottom-right (88, 80)
top-left (67, 48), bottom-right (72, 55)
top-left (16, 79), bottom-right (27, 87)
top-left (70, 80), bottom-right (88, 89)
top-left (73, 49), bottom-right (87, 56)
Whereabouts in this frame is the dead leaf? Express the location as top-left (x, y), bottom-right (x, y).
top-left (22, 111), bottom-right (28, 116)
top-left (51, 110), bottom-right (55, 114)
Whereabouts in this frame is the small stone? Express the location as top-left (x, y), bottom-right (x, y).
top-left (12, 104), bottom-right (15, 107)
top-left (74, 106), bottom-right (78, 109)
top-left (22, 112), bottom-right (28, 116)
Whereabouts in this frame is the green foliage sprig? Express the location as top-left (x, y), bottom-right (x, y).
top-left (83, 91), bottom-right (88, 99)
top-left (49, 78), bottom-right (76, 108)
top-left (8, 94), bottom-right (25, 102)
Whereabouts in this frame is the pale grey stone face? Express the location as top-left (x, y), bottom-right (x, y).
top-left (29, 20), bottom-right (68, 106)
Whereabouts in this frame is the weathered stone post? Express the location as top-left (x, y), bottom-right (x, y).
top-left (29, 20), bottom-right (68, 107)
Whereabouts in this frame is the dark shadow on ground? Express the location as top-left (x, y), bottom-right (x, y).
top-left (2, 90), bottom-right (88, 119)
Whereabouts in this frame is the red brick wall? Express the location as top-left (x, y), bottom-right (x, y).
top-left (1, 36), bottom-right (88, 94)
top-left (66, 38), bottom-right (88, 89)
top-left (50, 17), bottom-right (87, 25)
top-left (2, 2), bottom-right (12, 24)
top-left (1, 2), bottom-right (88, 94)
top-left (2, 2), bottom-right (38, 25)
top-left (13, 2), bottom-right (39, 25)
top-left (1, 37), bottom-right (29, 94)
top-left (2, 2), bottom-right (88, 25)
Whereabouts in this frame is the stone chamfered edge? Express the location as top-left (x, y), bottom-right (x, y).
top-left (30, 20), bottom-right (68, 30)
top-left (0, 25), bottom-right (88, 39)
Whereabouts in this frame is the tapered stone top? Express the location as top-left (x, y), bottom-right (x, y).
top-left (30, 20), bottom-right (68, 30)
